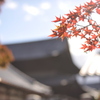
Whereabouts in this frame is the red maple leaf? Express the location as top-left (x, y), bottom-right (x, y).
top-left (61, 16), bottom-right (66, 23)
top-left (67, 23), bottom-right (71, 28)
top-left (86, 0), bottom-right (95, 6)
top-left (80, 44), bottom-right (87, 50)
top-left (75, 5), bottom-right (81, 14)
top-left (80, 33), bottom-right (85, 39)
top-left (84, 27), bottom-right (92, 35)
top-left (52, 16), bottom-right (61, 22)
top-left (72, 19), bottom-right (77, 25)
top-left (91, 34), bottom-right (97, 39)
top-left (87, 45), bottom-right (95, 51)
top-left (48, 30), bottom-right (57, 37)
top-left (64, 32), bottom-right (68, 37)
top-left (88, 19), bottom-right (93, 24)
top-left (92, 40), bottom-right (98, 45)
top-left (67, 34), bottom-right (71, 38)
top-left (96, 8), bottom-right (100, 14)
top-left (79, 15), bottom-right (85, 21)
top-left (92, 22), bottom-right (96, 28)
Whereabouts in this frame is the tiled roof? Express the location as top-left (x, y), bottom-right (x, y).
top-left (6, 39), bottom-right (79, 86)
top-left (0, 64), bottom-right (52, 96)
top-left (6, 39), bottom-right (68, 60)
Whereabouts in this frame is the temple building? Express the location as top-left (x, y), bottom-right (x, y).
top-left (6, 39), bottom-right (85, 99)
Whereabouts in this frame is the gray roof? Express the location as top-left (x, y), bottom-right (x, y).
top-left (6, 39), bottom-right (79, 86)
top-left (0, 64), bottom-right (52, 96)
top-left (6, 39), bottom-right (68, 60)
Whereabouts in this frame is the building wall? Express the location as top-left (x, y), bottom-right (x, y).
top-left (0, 83), bottom-right (26, 100)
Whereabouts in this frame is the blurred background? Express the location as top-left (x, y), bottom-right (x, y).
top-left (0, 0), bottom-right (92, 44)
top-left (0, 0), bottom-right (100, 100)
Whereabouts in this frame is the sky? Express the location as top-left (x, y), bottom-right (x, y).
top-left (0, 0), bottom-right (99, 68)
top-left (0, 0), bottom-right (91, 44)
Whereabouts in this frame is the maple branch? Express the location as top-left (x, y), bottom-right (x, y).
top-left (50, 0), bottom-right (100, 52)
top-left (76, 24), bottom-right (90, 28)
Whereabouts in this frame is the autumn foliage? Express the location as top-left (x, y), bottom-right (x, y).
top-left (49, 0), bottom-right (100, 52)
top-left (0, 45), bottom-right (14, 68)
top-left (0, 0), bottom-right (14, 68)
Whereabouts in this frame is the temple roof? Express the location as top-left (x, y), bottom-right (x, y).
top-left (7, 39), bottom-right (68, 61)
top-left (0, 64), bottom-right (52, 96)
top-left (6, 39), bottom-right (79, 85)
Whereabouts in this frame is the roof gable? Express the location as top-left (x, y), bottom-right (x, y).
top-left (6, 39), bottom-right (68, 60)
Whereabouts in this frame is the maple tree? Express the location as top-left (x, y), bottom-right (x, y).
top-left (0, 0), bottom-right (14, 68)
top-left (0, 45), bottom-right (14, 68)
top-left (49, 0), bottom-right (100, 52)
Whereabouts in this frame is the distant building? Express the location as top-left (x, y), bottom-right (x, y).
top-left (0, 64), bottom-right (52, 100)
top-left (6, 38), bottom-right (87, 99)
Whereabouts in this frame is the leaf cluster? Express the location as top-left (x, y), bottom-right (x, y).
top-left (0, 45), bottom-right (14, 68)
top-left (49, 0), bottom-right (100, 52)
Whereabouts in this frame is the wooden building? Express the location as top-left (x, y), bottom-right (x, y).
top-left (0, 64), bottom-right (52, 100)
top-left (6, 39), bottom-right (86, 99)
